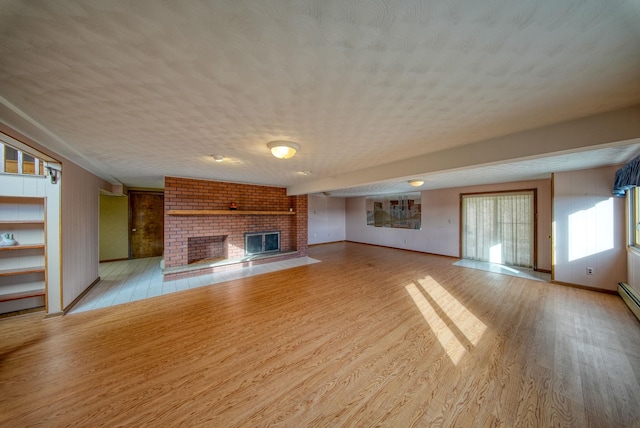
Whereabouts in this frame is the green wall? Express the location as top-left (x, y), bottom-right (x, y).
top-left (99, 194), bottom-right (129, 261)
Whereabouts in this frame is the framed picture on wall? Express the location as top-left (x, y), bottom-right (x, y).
top-left (366, 192), bottom-right (421, 229)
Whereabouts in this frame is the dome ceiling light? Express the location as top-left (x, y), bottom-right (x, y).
top-left (267, 141), bottom-right (299, 159)
top-left (408, 180), bottom-right (424, 187)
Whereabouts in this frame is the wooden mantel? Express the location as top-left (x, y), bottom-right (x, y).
top-left (166, 209), bottom-right (296, 216)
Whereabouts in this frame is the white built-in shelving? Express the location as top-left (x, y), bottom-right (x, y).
top-left (0, 196), bottom-right (46, 307)
top-left (0, 136), bottom-right (63, 315)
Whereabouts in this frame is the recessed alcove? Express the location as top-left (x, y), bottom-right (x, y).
top-left (188, 235), bottom-right (227, 264)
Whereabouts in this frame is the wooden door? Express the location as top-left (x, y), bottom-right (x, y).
top-left (130, 192), bottom-right (164, 259)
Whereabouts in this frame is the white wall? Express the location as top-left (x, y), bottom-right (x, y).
top-left (553, 166), bottom-right (626, 291)
top-left (308, 195), bottom-right (346, 245)
top-left (346, 179), bottom-right (553, 271)
top-left (346, 197), bottom-right (427, 253)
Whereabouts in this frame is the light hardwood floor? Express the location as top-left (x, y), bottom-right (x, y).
top-left (1, 242), bottom-right (639, 427)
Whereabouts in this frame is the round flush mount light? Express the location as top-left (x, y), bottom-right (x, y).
top-left (267, 141), bottom-right (299, 159)
top-left (408, 180), bottom-right (424, 187)
top-left (211, 154), bottom-right (225, 162)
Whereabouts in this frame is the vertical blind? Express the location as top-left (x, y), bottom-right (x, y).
top-left (462, 192), bottom-right (534, 268)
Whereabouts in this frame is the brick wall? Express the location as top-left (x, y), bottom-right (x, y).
top-left (187, 235), bottom-right (227, 264)
top-left (293, 195), bottom-right (309, 257)
top-left (164, 176), bottom-right (308, 275)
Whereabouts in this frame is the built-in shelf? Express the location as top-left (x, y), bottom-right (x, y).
top-left (0, 266), bottom-right (45, 277)
top-left (0, 244), bottom-right (45, 251)
top-left (0, 167), bottom-right (48, 314)
top-left (166, 210), bottom-right (295, 216)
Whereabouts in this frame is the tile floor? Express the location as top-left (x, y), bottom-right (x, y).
top-left (453, 259), bottom-right (551, 282)
top-left (70, 256), bottom-right (321, 314)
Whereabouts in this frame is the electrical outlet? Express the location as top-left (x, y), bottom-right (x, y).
top-left (586, 267), bottom-right (594, 275)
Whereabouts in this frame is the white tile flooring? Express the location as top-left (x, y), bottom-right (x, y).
top-left (70, 256), bottom-right (321, 314)
top-left (453, 259), bottom-right (551, 282)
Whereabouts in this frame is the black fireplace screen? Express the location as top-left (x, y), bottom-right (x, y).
top-left (245, 231), bottom-right (280, 256)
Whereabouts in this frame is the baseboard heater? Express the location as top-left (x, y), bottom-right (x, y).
top-left (618, 282), bottom-right (640, 322)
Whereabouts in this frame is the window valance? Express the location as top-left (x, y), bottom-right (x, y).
top-left (613, 155), bottom-right (640, 196)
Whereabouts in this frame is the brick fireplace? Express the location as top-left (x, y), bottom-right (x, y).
top-left (163, 176), bottom-right (308, 280)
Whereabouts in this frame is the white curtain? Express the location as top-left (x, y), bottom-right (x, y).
top-left (462, 192), bottom-right (534, 268)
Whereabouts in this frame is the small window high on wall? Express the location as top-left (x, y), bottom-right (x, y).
top-left (1, 143), bottom-right (45, 176)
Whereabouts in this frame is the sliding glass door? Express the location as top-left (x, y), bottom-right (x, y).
top-left (462, 191), bottom-right (535, 268)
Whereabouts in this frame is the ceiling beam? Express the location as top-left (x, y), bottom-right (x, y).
top-left (287, 105), bottom-right (640, 196)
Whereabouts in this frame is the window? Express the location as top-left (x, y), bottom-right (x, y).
top-left (1, 142), bottom-right (45, 176)
top-left (631, 187), bottom-right (640, 247)
top-left (461, 191), bottom-right (535, 268)
top-left (3, 145), bottom-right (18, 173)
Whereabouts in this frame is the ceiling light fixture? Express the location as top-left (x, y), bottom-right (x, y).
top-left (211, 154), bottom-right (225, 162)
top-left (409, 180), bottom-right (424, 187)
top-left (267, 141), bottom-right (299, 159)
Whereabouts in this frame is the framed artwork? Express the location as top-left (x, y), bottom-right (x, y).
top-left (366, 192), bottom-right (422, 229)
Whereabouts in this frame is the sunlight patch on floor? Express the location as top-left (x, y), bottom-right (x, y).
top-left (405, 275), bottom-right (487, 365)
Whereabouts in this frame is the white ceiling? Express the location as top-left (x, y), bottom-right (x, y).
top-left (0, 0), bottom-right (639, 196)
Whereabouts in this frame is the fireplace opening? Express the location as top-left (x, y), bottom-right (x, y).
top-left (245, 231), bottom-right (280, 256)
top-left (188, 235), bottom-right (228, 264)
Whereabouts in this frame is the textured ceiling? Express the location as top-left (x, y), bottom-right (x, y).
top-left (0, 0), bottom-right (639, 194)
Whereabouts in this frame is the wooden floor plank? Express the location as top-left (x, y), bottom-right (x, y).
top-left (1, 242), bottom-right (639, 427)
